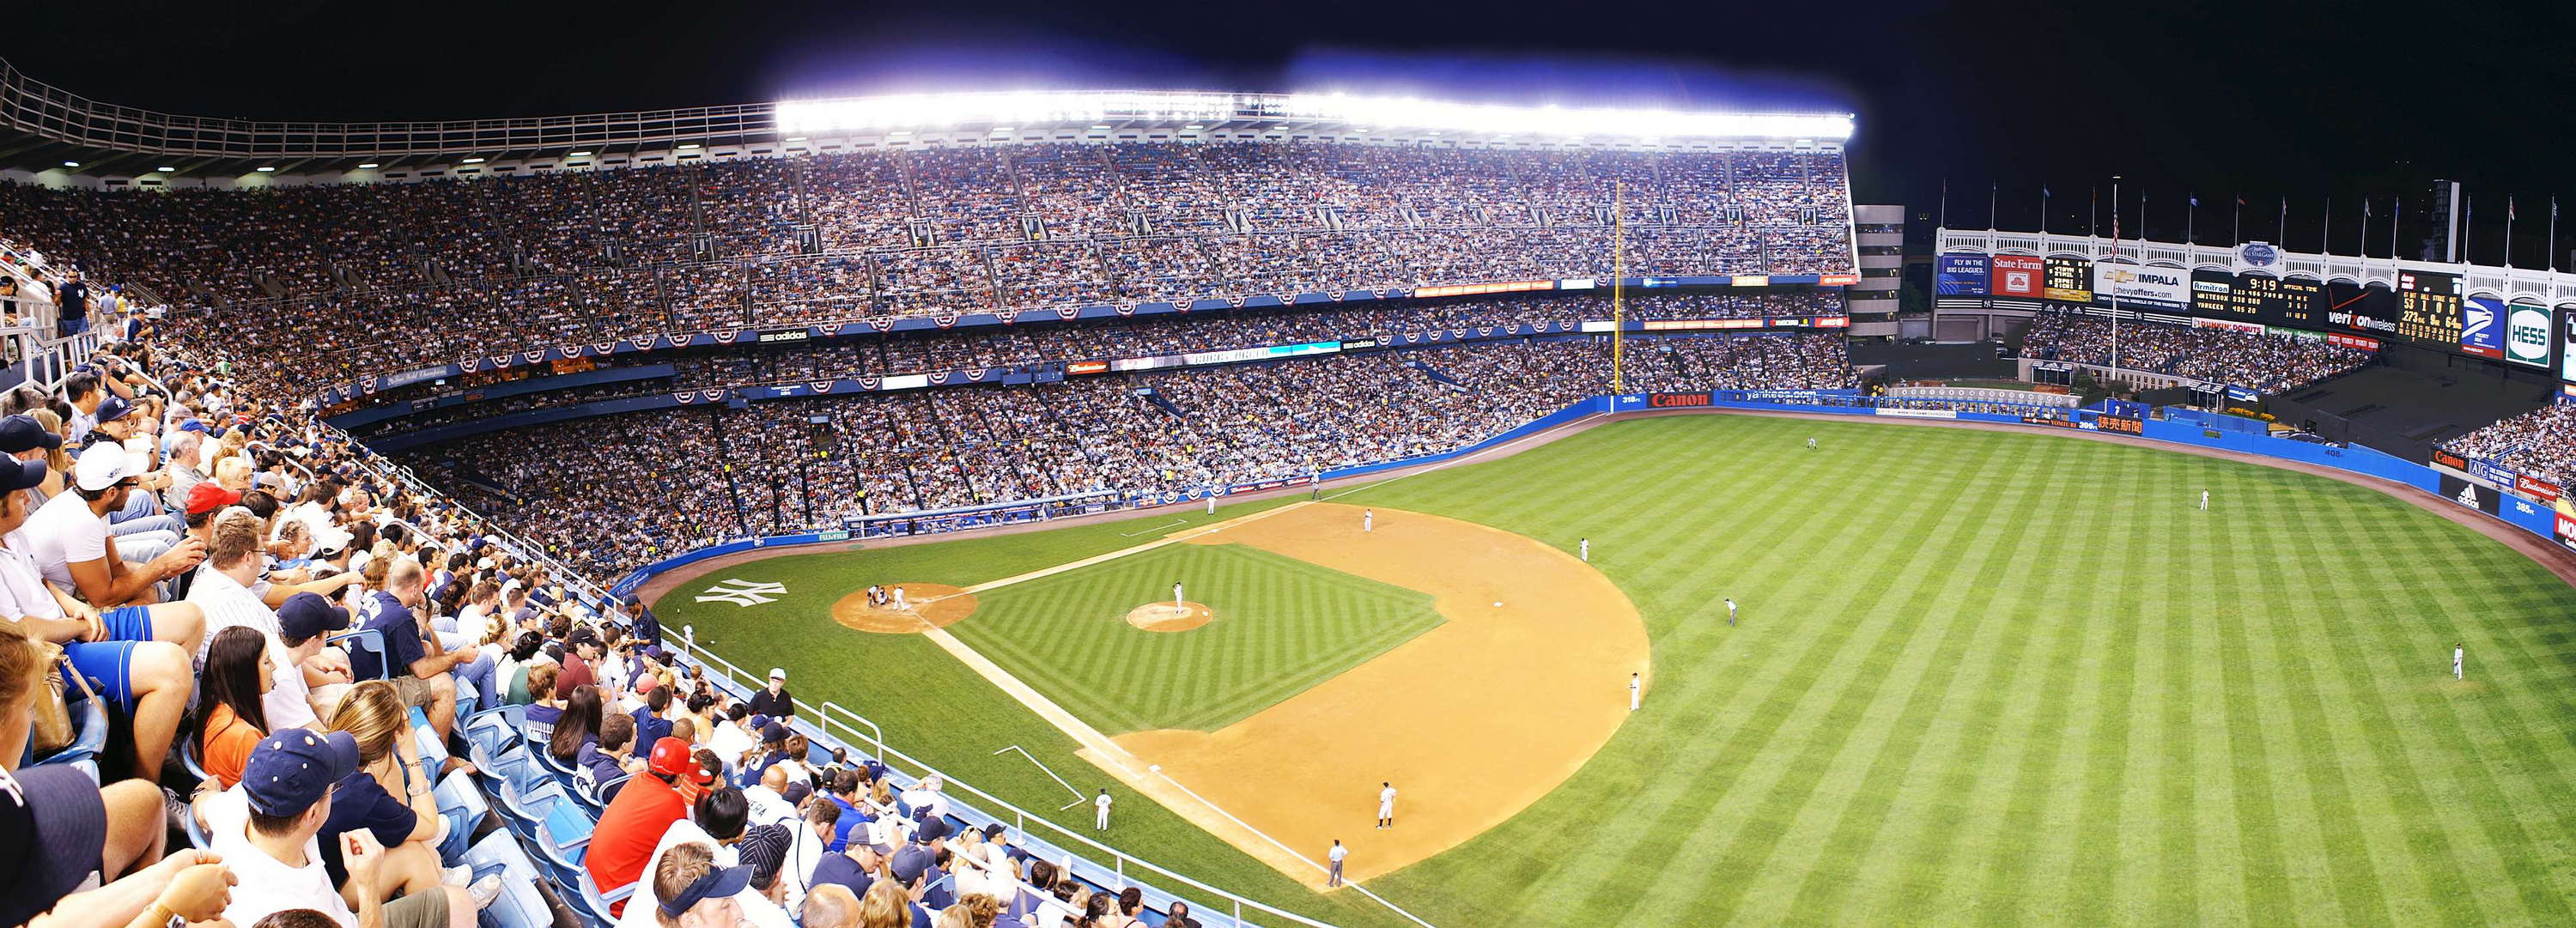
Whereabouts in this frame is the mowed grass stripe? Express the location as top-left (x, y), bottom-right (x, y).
top-left (1640, 435), bottom-right (2026, 924)
top-left (2360, 513), bottom-right (2576, 924)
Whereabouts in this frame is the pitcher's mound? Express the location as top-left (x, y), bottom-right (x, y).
top-left (1127, 601), bottom-right (1213, 633)
top-left (832, 583), bottom-right (977, 634)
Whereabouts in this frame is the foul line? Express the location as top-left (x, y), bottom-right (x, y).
top-left (1118, 518), bottom-right (1188, 537)
top-left (994, 744), bottom-right (1091, 810)
top-left (1146, 767), bottom-right (1438, 926)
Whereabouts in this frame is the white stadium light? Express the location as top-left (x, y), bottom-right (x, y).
top-left (569, 150), bottom-right (593, 157)
top-left (155, 167), bottom-right (176, 173)
top-left (772, 90), bottom-right (1852, 142)
top-left (357, 163), bottom-right (380, 169)
top-left (461, 156), bottom-right (485, 163)
top-left (61, 161), bottom-right (78, 168)
top-left (678, 143), bottom-right (702, 149)
top-left (255, 166), bottom-right (276, 173)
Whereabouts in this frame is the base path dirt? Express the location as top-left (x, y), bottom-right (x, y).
top-left (1125, 601), bottom-right (1213, 633)
top-left (1081, 502), bottom-right (1651, 888)
top-left (831, 583), bottom-right (978, 634)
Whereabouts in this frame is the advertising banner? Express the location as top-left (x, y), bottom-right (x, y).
top-left (2093, 263), bottom-right (2190, 309)
top-left (1936, 253), bottom-right (1991, 295)
top-left (2097, 414), bottom-right (2146, 434)
top-left (1649, 392), bottom-right (1714, 408)
top-left (2432, 447), bottom-right (2470, 471)
top-left (2467, 457), bottom-right (2518, 488)
top-left (2460, 295), bottom-right (2507, 359)
top-left (2439, 473), bottom-right (2504, 515)
top-left (1991, 255), bottom-right (2044, 299)
top-left (2518, 474), bottom-right (2562, 503)
top-left (2506, 302), bottom-right (2553, 368)
top-left (2559, 510), bottom-right (2576, 553)
top-left (2564, 306), bottom-right (2576, 382)
top-left (1877, 407), bottom-right (1959, 419)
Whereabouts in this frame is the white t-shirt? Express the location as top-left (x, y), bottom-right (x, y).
top-left (708, 719), bottom-right (756, 763)
top-left (188, 566), bottom-right (317, 730)
top-left (1328, 844), bottom-right (1347, 863)
top-left (200, 788), bottom-right (361, 928)
top-left (15, 490), bottom-right (110, 590)
top-left (0, 542), bottom-right (66, 623)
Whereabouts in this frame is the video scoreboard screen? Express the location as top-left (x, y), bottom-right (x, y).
top-left (2396, 270), bottom-right (2463, 347)
top-left (2042, 257), bottom-right (2092, 303)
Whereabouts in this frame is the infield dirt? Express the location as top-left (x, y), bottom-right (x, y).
top-left (1085, 501), bottom-right (1651, 887)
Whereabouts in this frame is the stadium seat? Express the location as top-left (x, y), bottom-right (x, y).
top-left (330, 628), bottom-right (392, 681)
top-left (463, 830), bottom-right (553, 928)
top-left (25, 692), bottom-right (108, 775)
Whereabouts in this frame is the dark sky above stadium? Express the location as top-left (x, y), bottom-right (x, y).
top-left (14, 0), bottom-right (2573, 263)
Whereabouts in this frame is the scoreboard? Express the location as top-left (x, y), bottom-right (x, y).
top-left (2042, 257), bottom-right (2092, 303)
top-left (2191, 270), bottom-right (2325, 326)
top-left (2396, 270), bottom-right (2463, 347)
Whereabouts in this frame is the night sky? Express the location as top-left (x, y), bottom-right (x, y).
top-left (12, 0), bottom-right (2574, 264)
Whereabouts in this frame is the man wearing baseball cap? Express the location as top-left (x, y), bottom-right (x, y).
top-left (748, 666), bottom-right (795, 720)
top-left (0, 452), bottom-right (199, 779)
top-left (195, 728), bottom-right (476, 928)
top-left (21, 441), bottom-right (205, 609)
top-left (0, 413), bottom-right (62, 460)
top-left (592, 737), bottom-right (714, 907)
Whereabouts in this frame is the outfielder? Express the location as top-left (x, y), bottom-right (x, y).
top-left (2201, 489), bottom-right (2210, 511)
top-left (1363, 508), bottom-right (1374, 533)
top-left (1095, 789), bottom-right (1114, 830)
top-left (1376, 782), bottom-right (1397, 828)
top-left (1807, 436), bottom-right (1817, 451)
top-left (1629, 672), bottom-right (1641, 712)
top-left (2454, 643), bottom-right (2465, 680)
top-left (1725, 597), bottom-right (1737, 626)
top-left (1580, 537), bottom-right (1590, 562)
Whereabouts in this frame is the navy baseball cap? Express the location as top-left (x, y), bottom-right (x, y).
top-left (888, 842), bottom-right (935, 885)
top-left (656, 863), bottom-right (752, 919)
top-left (0, 415), bottom-right (61, 455)
top-left (94, 395), bottom-right (135, 423)
top-left (0, 458), bottom-right (46, 495)
top-left (178, 419), bottom-right (209, 434)
top-left (276, 591), bottom-right (353, 643)
top-left (241, 729), bottom-right (361, 817)
top-left (0, 766), bottom-right (109, 927)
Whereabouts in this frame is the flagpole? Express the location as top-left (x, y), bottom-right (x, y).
top-left (2090, 186), bottom-right (2098, 237)
top-left (2041, 186), bottom-right (2050, 234)
top-left (2278, 197), bottom-right (2287, 243)
top-left (2392, 196), bottom-right (2403, 260)
top-left (2324, 198), bottom-right (2332, 256)
top-left (2505, 196), bottom-right (2515, 268)
top-left (2233, 194), bottom-right (2242, 245)
top-left (2552, 197), bottom-right (2560, 272)
top-left (1939, 178), bottom-right (1948, 229)
top-left (2111, 175), bottom-right (2123, 378)
top-left (2187, 192), bottom-right (2196, 245)
top-left (2464, 194), bottom-right (2474, 264)
top-left (1990, 182), bottom-right (1999, 230)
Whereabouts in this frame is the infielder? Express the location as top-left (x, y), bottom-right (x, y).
top-left (2201, 489), bottom-right (2210, 511)
top-left (1363, 508), bottom-right (1374, 533)
top-left (1725, 597), bottom-right (1738, 626)
top-left (1095, 789), bottom-right (1113, 830)
top-left (1580, 537), bottom-right (1590, 562)
top-left (2454, 643), bottom-right (2465, 681)
top-left (1376, 782), bottom-right (1396, 828)
top-left (1629, 672), bottom-right (1641, 712)
top-left (1326, 840), bottom-right (1346, 888)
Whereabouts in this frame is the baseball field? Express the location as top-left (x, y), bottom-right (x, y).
top-left (653, 412), bottom-right (2576, 928)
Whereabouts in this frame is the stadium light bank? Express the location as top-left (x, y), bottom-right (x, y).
top-left (772, 90), bottom-right (1853, 141)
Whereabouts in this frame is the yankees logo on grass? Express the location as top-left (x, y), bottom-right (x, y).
top-left (697, 578), bottom-right (787, 606)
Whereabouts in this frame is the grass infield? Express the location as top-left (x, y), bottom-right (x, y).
top-left (658, 414), bottom-right (2576, 927)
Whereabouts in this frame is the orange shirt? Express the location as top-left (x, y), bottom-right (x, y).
top-left (200, 702), bottom-right (264, 790)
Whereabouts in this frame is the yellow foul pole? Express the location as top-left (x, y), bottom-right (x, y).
top-left (1613, 180), bottom-right (1625, 394)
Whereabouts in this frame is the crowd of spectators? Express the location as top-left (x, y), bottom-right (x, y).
top-left (0, 142), bottom-right (1855, 379)
top-left (2020, 312), bottom-right (2373, 395)
top-left (398, 333), bottom-right (1856, 585)
top-left (2445, 404), bottom-right (2576, 488)
top-left (7, 306), bottom-right (1252, 928)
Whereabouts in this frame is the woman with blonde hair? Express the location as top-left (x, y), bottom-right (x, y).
top-left (319, 679), bottom-right (453, 906)
top-left (26, 408), bottom-right (69, 499)
top-left (933, 894), bottom-right (1000, 928)
top-left (856, 879), bottom-right (917, 928)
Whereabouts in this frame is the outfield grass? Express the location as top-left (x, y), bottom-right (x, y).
top-left (659, 414), bottom-right (2576, 927)
top-left (954, 543), bottom-right (1443, 732)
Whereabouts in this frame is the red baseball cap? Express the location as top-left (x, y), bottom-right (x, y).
top-left (647, 737), bottom-right (711, 784)
top-left (185, 482), bottom-right (242, 516)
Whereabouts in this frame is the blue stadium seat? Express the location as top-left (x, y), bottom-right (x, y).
top-left (530, 815), bottom-right (590, 893)
top-left (462, 830), bottom-right (552, 928)
top-left (330, 628), bottom-right (392, 681)
top-left (571, 868), bottom-right (632, 928)
top-left (25, 693), bottom-right (107, 775)
top-left (434, 770), bottom-right (490, 861)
